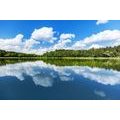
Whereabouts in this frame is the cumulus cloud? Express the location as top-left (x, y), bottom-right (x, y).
top-left (0, 27), bottom-right (57, 54)
top-left (83, 30), bottom-right (120, 44)
top-left (72, 41), bottom-right (86, 50)
top-left (89, 44), bottom-right (103, 49)
top-left (23, 39), bottom-right (39, 50)
top-left (96, 20), bottom-right (109, 25)
top-left (0, 26), bottom-right (76, 55)
top-left (60, 33), bottom-right (75, 40)
top-left (23, 33), bottom-right (75, 54)
top-left (0, 34), bottom-right (24, 52)
top-left (72, 30), bottom-right (120, 50)
top-left (31, 27), bottom-right (56, 42)
top-left (50, 33), bottom-right (75, 50)
top-left (0, 34), bottom-right (41, 54)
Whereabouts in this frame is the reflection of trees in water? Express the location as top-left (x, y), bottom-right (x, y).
top-left (42, 58), bottom-right (120, 71)
top-left (0, 59), bottom-right (37, 66)
top-left (0, 58), bottom-right (120, 71)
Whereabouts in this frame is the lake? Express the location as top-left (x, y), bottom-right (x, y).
top-left (0, 59), bottom-right (120, 100)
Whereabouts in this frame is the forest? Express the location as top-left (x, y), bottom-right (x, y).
top-left (0, 45), bottom-right (120, 57)
top-left (0, 50), bottom-right (38, 57)
top-left (42, 45), bottom-right (120, 57)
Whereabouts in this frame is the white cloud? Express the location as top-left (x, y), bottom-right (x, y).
top-left (0, 34), bottom-right (24, 52)
top-left (23, 39), bottom-right (39, 50)
top-left (0, 34), bottom-right (40, 54)
top-left (31, 27), bottom-right (56, 42)
top-left (96, 20), bottom-right (109, 25)
top-left (72, 41), bottom-right (86, 50)
top-left (83, 30), bottom-right (120, 44)
top-left (23, 33), bottom-right (76, 55)
top-left (89, 44), bottom-right (103, 49)
top-left (0, 27), bottom-right (58, 54)
top-left (0, 34), bottom-right (23, 46)
top-left (51, 40), bottom-right (70, 50)
top-left (60, 33), bottom-right (75, 40)
top-left (51, 33), bottom-right (75, 50)
top-left (72, 30), bottom-right (120, 50)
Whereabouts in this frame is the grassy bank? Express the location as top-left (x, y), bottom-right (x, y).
top-left (0, 57), bottom-right (41, 59)
top-left (39, 56), bottom-right (120, 60)
top-left (41, 58), bottom-right (120, 71)
top-left (0, 57), bottom-right (120, 71)
top-left (0, 56), bottom-right (120, 60)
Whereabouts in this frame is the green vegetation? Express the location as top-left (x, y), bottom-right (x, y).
top-left (1, 58), bottom-right (120, 72)
top-left (42, 58), bottom-right (120, 71)
top-left (42, 45), bottom-right (120, 57)
top-left (0, 59), bottom-right (35, 66)
top-left (0, 50), bottom-right (38, 57)
top-left (41, 45), bottom-right (120, 71)
top-left (1, 45), bottom-right (120, 58)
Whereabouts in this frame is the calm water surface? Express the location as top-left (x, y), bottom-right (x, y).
top-left (0, 59), bottom-right (120, 100)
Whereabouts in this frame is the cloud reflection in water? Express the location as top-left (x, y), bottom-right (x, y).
top-left (0, 61), bottom-right (120, 87)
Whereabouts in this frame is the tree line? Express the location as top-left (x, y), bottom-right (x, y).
top-left (0, 50), bottom-right (38, 57)
top-left (1, 45), bottom-right (120, 57)
top-left (42, 45), bottom-right (120, 57)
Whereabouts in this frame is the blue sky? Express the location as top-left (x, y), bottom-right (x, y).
top-left (0, 20), bottom-right (120, 54)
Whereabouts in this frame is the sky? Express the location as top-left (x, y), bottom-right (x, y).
top-left (0, 20), bottom-right (120, 54)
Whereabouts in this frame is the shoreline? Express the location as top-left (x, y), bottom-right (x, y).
top-left (0, 57), bottom-right (40, 59)
top-left (0, 57), bottom-right (120, 60)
